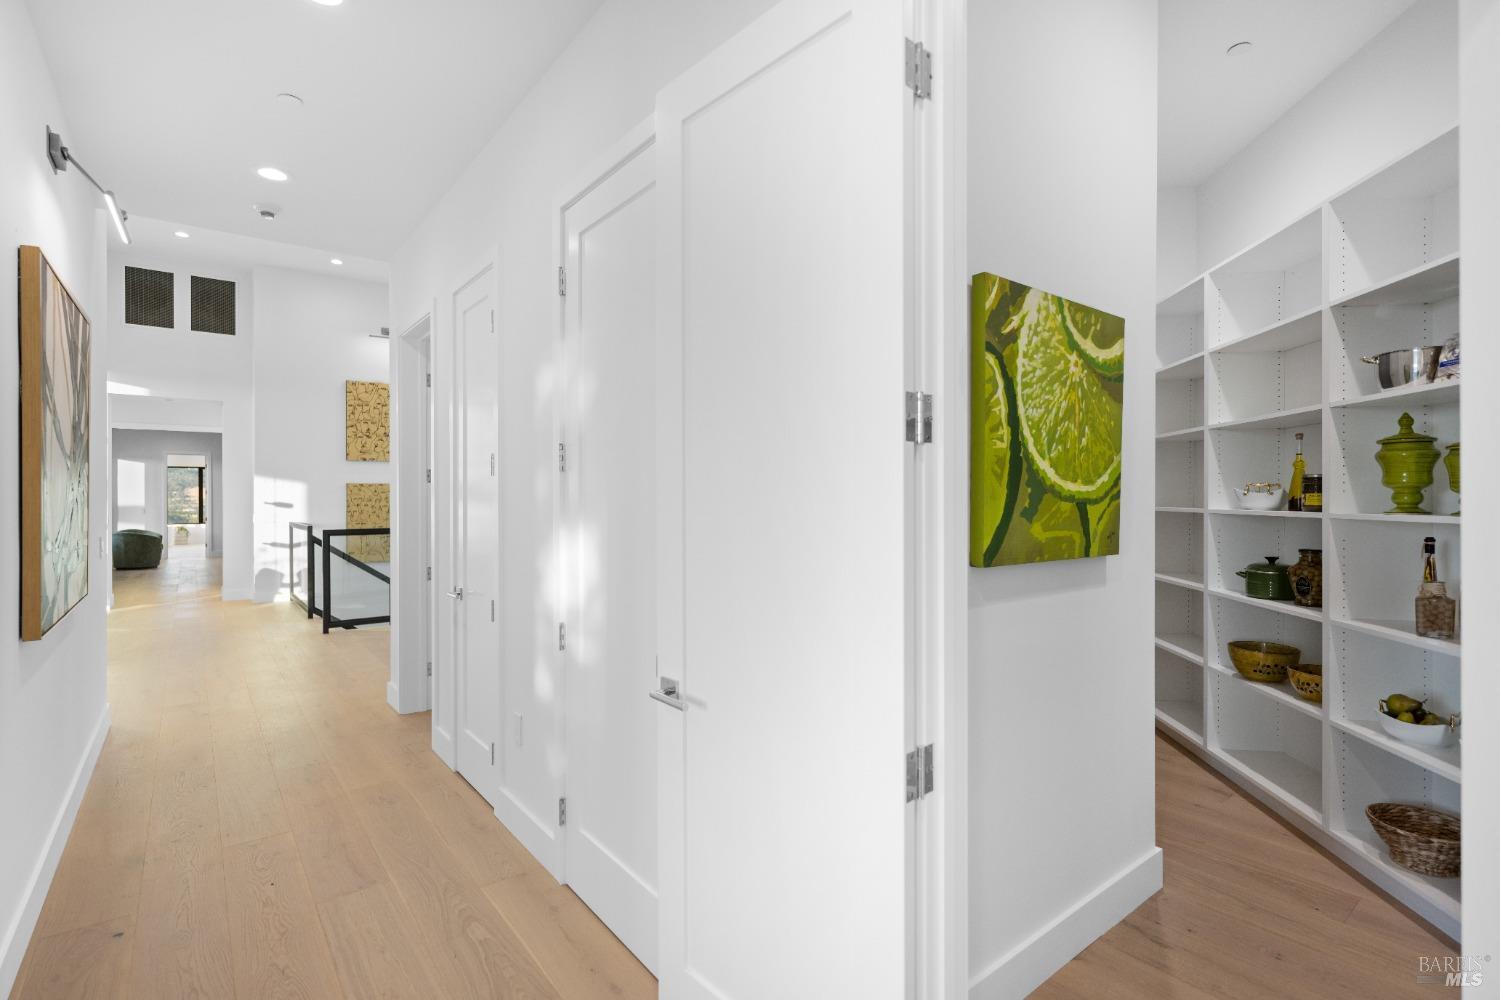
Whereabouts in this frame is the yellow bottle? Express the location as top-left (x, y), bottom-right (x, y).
top-left (1287, 432), bottom-right (1306, 511)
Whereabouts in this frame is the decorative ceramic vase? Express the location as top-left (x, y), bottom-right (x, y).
top-left (1374, 412), bottom-right (1440, 515)
top-left (1287, 548), bottom-right (1323, 608)
top-left (1443, 443), bottom-right (1460, 515)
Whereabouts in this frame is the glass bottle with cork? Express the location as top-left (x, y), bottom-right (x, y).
top-left (1287, 432), bottom-right (1306, 511)
top-left (1415, 535), bottom-right (1457, 640)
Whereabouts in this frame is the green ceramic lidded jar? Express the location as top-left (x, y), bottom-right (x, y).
top-left (1374, 412), bottom-right (1440, 515)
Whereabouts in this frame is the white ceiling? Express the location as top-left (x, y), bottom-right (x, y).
top-left (26, 0), bottom-right (604, 259)
top-left (1160, 0), bottom-right (1416, 187)
top-left (119, 214), bottom-right (390, 285)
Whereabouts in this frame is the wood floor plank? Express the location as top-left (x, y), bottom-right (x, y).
top-left (349, 781), bottom-right (561, 999)
top-left (223, 832), bottom-right (344, 999)
top-left (483, 871), bottom-right (656, 1000)
top-left (317, 883), bottom-right (445, 1000)
top-left (213, 740), bottom-right (292, 848)
top-left (10, 915), bottom-right (134, 1000)
top-left (129, 837), bottom-right (235, 1000)
top-left (275, 761), bottom-right (389, 903)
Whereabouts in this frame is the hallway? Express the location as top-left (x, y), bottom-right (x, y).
top-left (11, 564), bottom-right (654, 999)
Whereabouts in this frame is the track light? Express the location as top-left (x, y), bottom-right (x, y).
top-left (47, 127), bottom-right (131, 245)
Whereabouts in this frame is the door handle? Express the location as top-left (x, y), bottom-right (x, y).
top-left (649, 676), bottom-right (685, 711)
top-left (447, 587), bottom-right (464, 600)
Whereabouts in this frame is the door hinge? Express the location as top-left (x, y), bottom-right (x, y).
top-left (558, 797), bottom-right (567, 826)
top-left (558, 442), bottom-right (567, 473)
top-left (905, 38), bottom-right (933, 99)
top-left (558, 265), bottom-right (567, 297)
top-left (490, 599), bottom-right (496, 622)
top-left (425, 372), bottom-right (431, 388)
top-left (490, 742), bottom-right (496, 766)
top-left (558, 622), bottom-right (566, 651)
top-left (425, 467), bottom-right (432, 484)
top-left (425, 566), bottom-right (432, 581)
top-left (905, 391), bottom-right (933, 444)
top-left (489, 453), bottom-right (496, 476)
top-left (490, 310), bottom-right (495, 332)
top-left (905, 744), bottom-right (934, 802)
top-left (426, 661), bottom-right (432, 677)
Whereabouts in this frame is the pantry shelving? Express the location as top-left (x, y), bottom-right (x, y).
top-left (1153, 127), bottom-right (1462, 940)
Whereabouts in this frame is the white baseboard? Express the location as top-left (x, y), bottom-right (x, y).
top-left (970, 846), bottom-right (1163, 999)
top-left (0, 702), bottom-right (111, 998)
top-left (493, 786), bottom-right (563, 880)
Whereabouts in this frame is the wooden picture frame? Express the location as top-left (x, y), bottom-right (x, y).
top-left (20, 245), bottom-right (92, 640)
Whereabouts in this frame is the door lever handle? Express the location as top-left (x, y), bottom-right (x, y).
top-left (447, 587), bottom-right (464, 600)
top-left (649, 676), bottom-right (686, 711)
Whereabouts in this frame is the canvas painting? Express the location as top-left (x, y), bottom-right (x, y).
top-left (20, 246), bottom-right (92, 640)
top-left (971, 273), bottom-right (1122, 567)
top-left (345, 482), bottom-right (390, 564)
top-left (345, 380), bottom-right (390, 461)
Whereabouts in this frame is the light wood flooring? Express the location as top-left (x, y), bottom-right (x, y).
top-left (1035, 732), bottom-right (1454, 999)
top-left (14, 549), bottom-right (1453, 998)
top-left (11, 553), bottom-right (655, 999)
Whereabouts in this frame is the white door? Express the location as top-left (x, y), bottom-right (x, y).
top-left (454, 268), bottom-right (502, 801)
top-left (654, 0), bottom-right (914, 997)
top-left (562, 144), bottom-right (659, 970)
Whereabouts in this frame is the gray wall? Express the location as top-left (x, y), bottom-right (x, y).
top-left (111, 428), bottom-right (224, 555)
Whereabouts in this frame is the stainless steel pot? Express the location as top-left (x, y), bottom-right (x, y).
top-left (1362, 347), bottom-right (1441, 390)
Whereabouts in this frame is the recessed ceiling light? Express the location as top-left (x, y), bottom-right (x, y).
top-left (1226, 40), bottom-right (1253, 56)
top-left (309, 0), bottom-right (343, 6)
top-left (330, 258), bottom-right (344, 266)
top-left (173, 230), bottom-right (190, 239)
top-left (257, 166), bottom-right (289, 182)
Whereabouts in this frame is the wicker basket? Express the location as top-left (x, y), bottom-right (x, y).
top-left (1366, 803), bottom-right (1460, 878)
top-left (1287, 663), bottom-right (1323, 703)
top-left (1226, 640), bottom-right (1299, 683)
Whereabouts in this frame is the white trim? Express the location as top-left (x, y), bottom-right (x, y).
top-left (390, 308), bottom-right (434, 715)
top-left (0, 702), bottom-right (111, 998)
top-left (968, 847), bottom-right (1163, 1000)
top-left (493, 786), bottom-right (563, 878)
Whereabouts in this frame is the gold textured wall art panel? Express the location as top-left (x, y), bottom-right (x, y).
top-left (345, 380), bottom-right (390, 461)
top-left (345, 482), bottom-right (390, 563)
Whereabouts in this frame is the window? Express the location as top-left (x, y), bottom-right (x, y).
top-left (191, 275), bottom-right (236, 335)
top-left (124, 266), bottom-right (174, 328)
top-left (166, 467), bottom-right (204, 524)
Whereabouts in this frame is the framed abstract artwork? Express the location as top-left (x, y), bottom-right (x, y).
top-left (345, 379), bottom-right (390, 461)
top-left (345, 482), bottom-right (391, 564)
top-left (19, 246), bottom-right (92, 640)
top-left (970, 273), bottom-right (1123, 567)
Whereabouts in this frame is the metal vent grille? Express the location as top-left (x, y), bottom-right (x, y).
top-left (124, 266), bottom-right (174, 328)
top-left (191, 275), bottom-right (236, 335)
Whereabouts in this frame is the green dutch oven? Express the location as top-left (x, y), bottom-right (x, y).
top-left (1237, 555), bottom-right (1294, 601)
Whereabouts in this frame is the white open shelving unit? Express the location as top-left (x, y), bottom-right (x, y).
top-left (1153, 127), bottom-right (1462, 941)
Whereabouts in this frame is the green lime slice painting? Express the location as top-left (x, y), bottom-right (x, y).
top-left (971, 273), bottom-right (1123, 567)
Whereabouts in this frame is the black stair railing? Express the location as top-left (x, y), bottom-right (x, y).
top-left (288, 521), bottom-right (391, 632)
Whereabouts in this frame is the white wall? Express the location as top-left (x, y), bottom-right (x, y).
top-left (1460, 0), bottom-right (1499, 976)
top-left (1195, 0), bottom-right (1457, 269)
top-left (110, 428), bottom-right (225, 555)
top-left (0, 0), bottom-right (111, 992)
top-left (107, 252), bottom-right (256, 596)
top-left (251, 266), bottom-right (389, 586)
top-left (388, 0), bottom-right (776, 858)
top-left (967, 2), bottom-right (1161, 996)
top-left (1156, 185), bottom-right (1198, 298)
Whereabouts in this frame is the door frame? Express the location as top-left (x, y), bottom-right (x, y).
top-left (392, 310), bottom-right (435, 716)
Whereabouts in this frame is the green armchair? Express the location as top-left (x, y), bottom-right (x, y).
top-left (113, 529), bottom-right (163, 570)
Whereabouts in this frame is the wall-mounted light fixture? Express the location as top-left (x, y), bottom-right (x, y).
top-left (47, 126), bottom-right (131, 244)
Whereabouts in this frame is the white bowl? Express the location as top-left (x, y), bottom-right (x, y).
top-left (1378, 711), bottom-right (1457, 748)
top-left (1235, 487), bottom-right (1285, 511)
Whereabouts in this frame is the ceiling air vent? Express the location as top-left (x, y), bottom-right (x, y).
top-left (191, 275), bottom-right (236, 336)
top-left (124, 266), bottom-right (174, 328)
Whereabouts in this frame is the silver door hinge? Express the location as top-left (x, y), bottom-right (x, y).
top-left (558, 442), bottom-right (567, 473)
top-left (425, 566), bottom-right (432, 581)
top-left (905, 744), bottom-right (934, 802)
top-left (490, 310), bottom-right (495, 332)
top-left (558, 266), bottom-right (567, 297)
top-left (558, 622), bottom-right (567, 651)
top-left (905, 391), bottom-right (933, 444)
top-left (490, 453), bottom-right (496, 476)
top-left (558, 797), bottom-right (567, 826)
top-left (425, 468), bottom-right (432, 484)
top-left (490, 599), bottom-right (496, 622)
top-left (426, 661), bottom-right (432, 677)
top-left (425, 372), bottom-right (431, 388)
top-left (490, 742), bottom-right (496, 766)
top-left (905, 39), bottom-right (932, 99)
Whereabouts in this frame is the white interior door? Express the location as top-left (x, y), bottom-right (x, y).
top-left (562, 144), bottom-right (659, 971)
top-left (454, 267), bottom-right (502, 801)
top-left (655, 0), bottom-right (914, 996)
